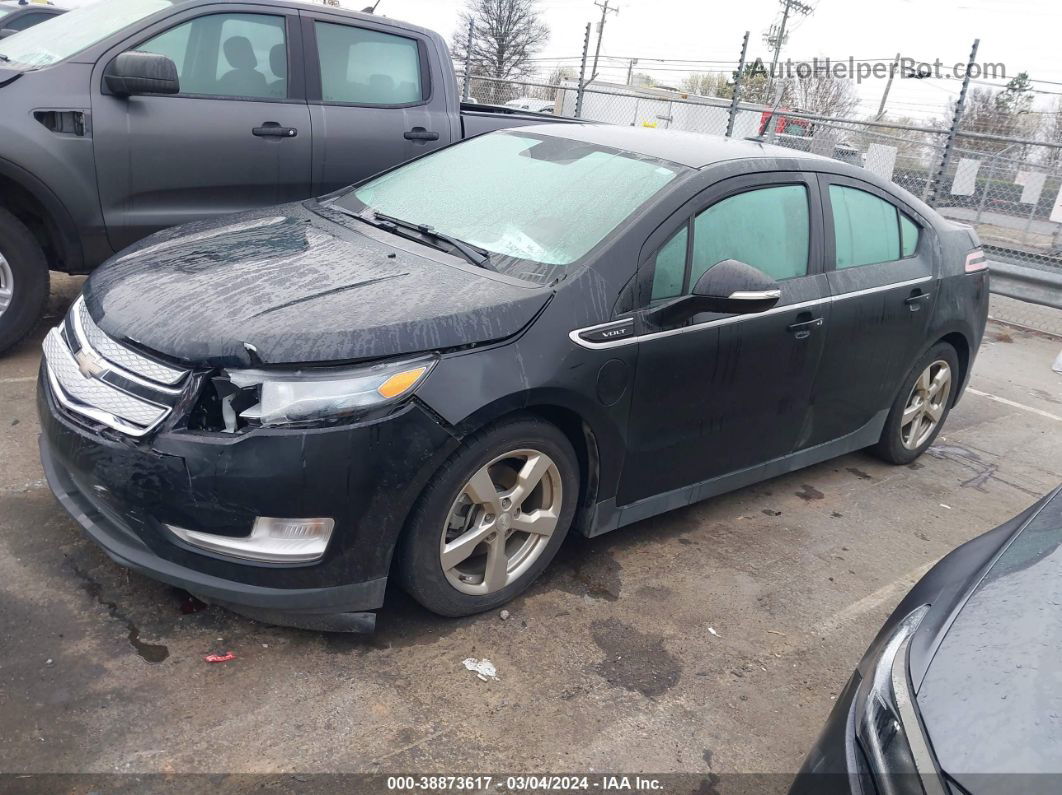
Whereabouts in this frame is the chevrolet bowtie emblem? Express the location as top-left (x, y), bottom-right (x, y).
top-left (74, 349), bottom-right (107, 379)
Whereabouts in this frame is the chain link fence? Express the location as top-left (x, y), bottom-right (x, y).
top-left (459, 74), bottom-right (1062, 307)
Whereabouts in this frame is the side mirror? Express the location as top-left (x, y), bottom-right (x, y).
top-left (647, 259), bottom-right (781, 326)
top-left (104, 51), bottom-right (179, 97)
top-left (0, 28), bottom-right (18, 39)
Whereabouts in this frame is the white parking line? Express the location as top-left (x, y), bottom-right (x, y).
top-left (0, 376), bottom-right (38, 384)
top-left (817, 560), bottom-right (938, 638)
top-left (967, 387), bottom-right (1062, 423)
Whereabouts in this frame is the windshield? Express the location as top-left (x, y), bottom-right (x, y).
top-left (341, 131), bottom-right (686, 278)
top-left (0, 0), bottom-right (176, 68)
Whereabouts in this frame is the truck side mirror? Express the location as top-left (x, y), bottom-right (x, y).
top-left (104, 51), bottom-right (179, 97)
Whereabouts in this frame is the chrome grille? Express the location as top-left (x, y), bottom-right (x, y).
top-left (42, 297), bottom-right (190, 437)
top-left (75, 299), bottom-right (186, 385)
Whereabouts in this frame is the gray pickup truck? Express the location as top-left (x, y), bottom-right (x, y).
top-left (0, 0), bottom-right (571, 352)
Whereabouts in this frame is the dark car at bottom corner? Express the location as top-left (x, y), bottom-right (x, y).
top-left (37, 124), bottom-right (989, 632)
top-left (791, 484), bottom-right (1062, 795)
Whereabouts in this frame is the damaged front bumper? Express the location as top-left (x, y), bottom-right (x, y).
top-left (37, 371), bottom-right (460, 631)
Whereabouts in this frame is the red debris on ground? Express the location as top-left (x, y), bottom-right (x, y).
top-left (203, 652), bottom-right (236, 663)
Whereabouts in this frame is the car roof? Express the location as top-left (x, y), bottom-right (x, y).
top-left (516, 123), bottom-right (833, 170)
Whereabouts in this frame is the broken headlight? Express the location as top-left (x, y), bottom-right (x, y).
top-left (222, 355), bottom-right (437, 429)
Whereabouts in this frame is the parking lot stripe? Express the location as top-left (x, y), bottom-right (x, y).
top-left (817, 560), bottom-right (938, 638)
top-left (967, 388), bottom-right (1062, 422)
top-left (0, 376), bottom-right (38, 384)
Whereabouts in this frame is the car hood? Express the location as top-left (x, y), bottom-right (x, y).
top-left (84, 203), bottom-right (551, 367)
top-left (916, 488), bottom-right (1062, 789)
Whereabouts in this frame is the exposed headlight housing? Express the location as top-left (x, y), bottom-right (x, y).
top-left (854, 604), bottom-right (946, 795)
top-left (224, 355), bottom-right (436, 429)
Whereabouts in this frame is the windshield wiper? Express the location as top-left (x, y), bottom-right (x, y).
top-left (0, 54), bottom-right (10, 63)
top-left (373, 211), bottom-right (494, 271)
top-left (326, 202), bottom-right (494, 271)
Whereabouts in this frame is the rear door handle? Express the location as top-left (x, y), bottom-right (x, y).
top-left (253, 122), bottom-right (297, 138)
top-left (786, 317), bottom-right (824, 339)
top-left (404, 127), bottom-right (440, 141)
top-left (905, 291), bottom-right (932, 311)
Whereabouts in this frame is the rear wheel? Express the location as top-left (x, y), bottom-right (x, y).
top-left (873, 342), bottom-right (958, 465)
top-left (0, 207), bottom-right (49, 355)
top-left (397, 416), bottom-right (579, 617)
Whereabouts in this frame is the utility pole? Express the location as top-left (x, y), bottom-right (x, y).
top-left (764, 0), bottom-right (812, 95)
top-left (590, 0), bottom-right (618, 82)
top-left (726, 31), bottom-right (750, 138)
top-left (926, 38), bottom-right (980, 205)
top-left (575, 22), bottom-right (592, 118)
top-left (626, 57), bottom-right (637, 86)
top-left (461, 16), bottom-right (474, 101)
top-left (875, 53), bottom-right (901, 120)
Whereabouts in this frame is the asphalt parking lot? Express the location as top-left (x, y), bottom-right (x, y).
top-left (2, 276), bottom-right (1060, 786)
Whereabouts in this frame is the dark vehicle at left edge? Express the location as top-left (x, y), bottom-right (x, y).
top-left (792, 485), bottom-right (1062, 795)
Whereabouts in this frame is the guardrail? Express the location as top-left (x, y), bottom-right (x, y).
top-left (987, 260), bottom-right (1062, 310)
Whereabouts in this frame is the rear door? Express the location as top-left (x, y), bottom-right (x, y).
top-left (92, 5), bottom-right (312, 251)
top-left (806, 174), bottom-right (936, 448)
top-left (300, 11), bottom-right (454, 195)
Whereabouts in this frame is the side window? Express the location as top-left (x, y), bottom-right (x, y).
top-left (315, 22), bottom-right (422, 105)
top-left (829, 185), bottom-right (901, 268)
top-left (650, 224), bottom-right (688, 301)
top-left (691, 185), bottom-right (809, 284)
top-left (135, 13), bottom-right (287, 99)
top-left (900, 213), bottom-right (920, 257)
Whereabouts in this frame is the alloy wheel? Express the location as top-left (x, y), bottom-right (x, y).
top-left (0, 252), bottom-right (12, 319)
top-left (900, 359), bottom-right (952, 450)
top-left (440, 448), bottom-right (563, 595)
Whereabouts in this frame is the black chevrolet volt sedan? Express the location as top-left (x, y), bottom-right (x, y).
top-left (792, 485), bottom-right (1062, 795)
top-left (38, 125), bottom-right (989, 630)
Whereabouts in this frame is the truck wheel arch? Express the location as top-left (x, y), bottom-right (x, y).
top-left (0, 157), bottom-right (83, 273)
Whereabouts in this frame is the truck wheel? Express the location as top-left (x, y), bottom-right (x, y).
top-left (0, 207), bottom-right (49, 355)
top-left (397, 416), bottom-right (580, 617)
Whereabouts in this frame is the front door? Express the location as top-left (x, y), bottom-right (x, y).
top-left (805, 175), bottom-right (937, 448)
top-left (92, 7), bottom-right (312, 251)
top-left (618, 173), bottom-right (831, 507)
top-left (300, 12), bottom-right (455, 195)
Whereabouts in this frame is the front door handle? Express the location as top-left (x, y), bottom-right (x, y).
top-left (253, 121), bottom-right (297, 138)
top-left (786, 316), bottom-right (824, 340)
top-left (905, 290), bottom-right (932, 311)
top-left (404, 127), bottom-right (440, 141)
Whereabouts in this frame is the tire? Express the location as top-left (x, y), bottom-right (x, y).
top-left (872, 342), bottom-right (960, 465)
top-left (397, 415), bottom-right (580, 617)
top-left (0, 207), bottom-right (49, 356)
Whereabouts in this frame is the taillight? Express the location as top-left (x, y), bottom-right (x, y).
top-left (965, 248), bottom-right (988, 273)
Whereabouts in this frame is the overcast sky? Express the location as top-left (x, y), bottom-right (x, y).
top-left (370, 0), bottom-right (1062, 121)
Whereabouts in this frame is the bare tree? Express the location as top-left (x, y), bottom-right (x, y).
top-left (789, 69), bottom-right (859, 118)
top-left (681, 72), bottom-right (732, 99)
top-left (452, 0), bottom-right (549, 103)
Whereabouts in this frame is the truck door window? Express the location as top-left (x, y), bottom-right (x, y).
top-left (135, 13), bottom-right (286, 99)
top-left (314, 21), bottom-right (422, 105)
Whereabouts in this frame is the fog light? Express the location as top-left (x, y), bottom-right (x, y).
top-left (166, 517), bottom-right (334, 563)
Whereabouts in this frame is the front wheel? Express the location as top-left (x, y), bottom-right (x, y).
top-left (0, 207), bottom-right (49, 355)
top-left (397, 416), bottom-right (579, 617)
top-left (873, 342), bottom-right (959, 465)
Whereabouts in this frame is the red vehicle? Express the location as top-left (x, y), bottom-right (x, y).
top-left (758, 110), bottom-right (813, 138)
